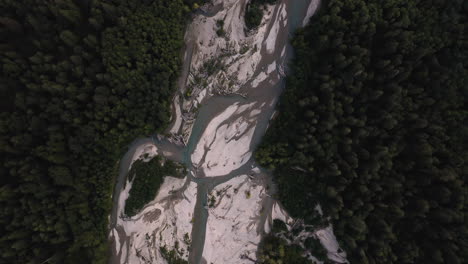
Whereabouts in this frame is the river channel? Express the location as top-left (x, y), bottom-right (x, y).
top-left (109, 0), bottom-right (319, 263)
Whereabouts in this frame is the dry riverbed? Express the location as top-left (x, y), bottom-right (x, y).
top-left (109, 0), bottom-right (348, 263)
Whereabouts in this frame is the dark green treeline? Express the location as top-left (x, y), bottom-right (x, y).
top-left (256, 0), bottom-right (467, 263)
top-left (0, 0), bottom-right (192, 263)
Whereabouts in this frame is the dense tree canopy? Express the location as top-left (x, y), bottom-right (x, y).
top-left (245, 0), bottom-right (277, 30)
top-left (125, 156), bottom-right (183, 217)
top-left (257, 0), bottom-right (467, 263)
top-left (0, 0), bottom-right (189, 263)
top-left (258, 220), bottom-right (327, 264)
top-left (259, 234), bottom-right (311, 264)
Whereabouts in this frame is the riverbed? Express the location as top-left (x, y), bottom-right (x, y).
top-left (107, 0), bottom-right (348, 263)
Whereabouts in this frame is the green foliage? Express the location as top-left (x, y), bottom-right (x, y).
top-left (271, 219), bottom-right (288, 233)
top-left (245, 3), bottom-right (263, 30)
top-left (245, 0), bottom-right (277, 30)
top-left (256, 0), bottom-right (468, 263)
top-left (160, 246), bottom-right (188, 264)
top-left (0, 0), bottom-right (187, 263)
top-left (304, 237), bottom-right (327, 261)
top-left (125, 156), bottom-right (182, 217)
top-left (216, 27), bottom-right (226, 37)
top-left (258, 220), bottom-right (328, 264)
top-left (258, 219), bottom-right (329, 264)
top-left (258, 234), bottom-right (311, 264)
top-left (240, 45), bottom-right (250, 54)
top-left (182, 0), bottom-right (207, 11)
top-left (215, 18), bottom-right (226, 38)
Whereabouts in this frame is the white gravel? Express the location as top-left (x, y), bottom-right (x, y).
top-left (191, 102), bottom-right (260, 177)
top-left (203, 175), bottom-right (266, 263)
